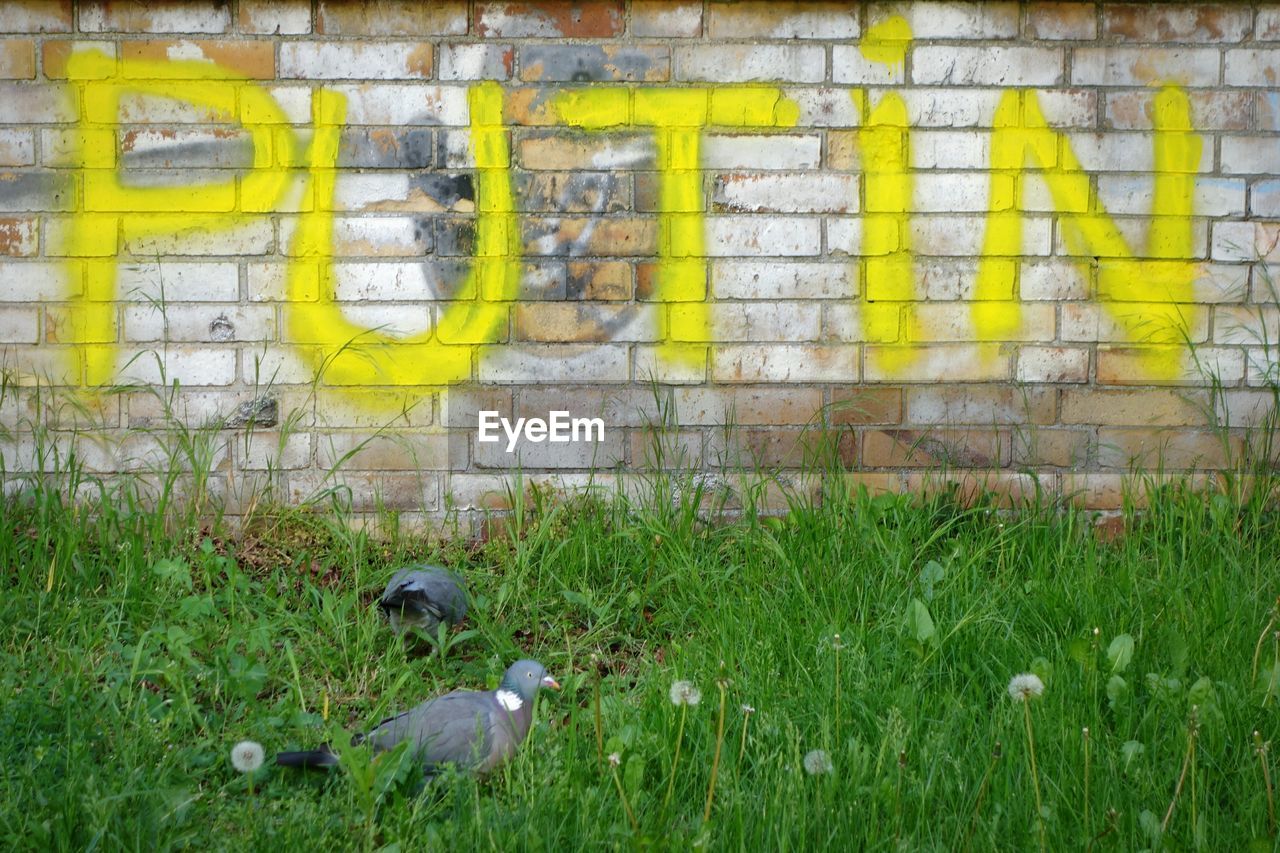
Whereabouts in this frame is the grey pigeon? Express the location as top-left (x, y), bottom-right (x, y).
top-left (276, 659), bottom-right (560, 776)
top-left (377, 565), bottom-right (467, 635)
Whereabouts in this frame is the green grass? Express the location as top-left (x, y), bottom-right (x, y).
top-left (2, 464), bottom-right (1279, 851)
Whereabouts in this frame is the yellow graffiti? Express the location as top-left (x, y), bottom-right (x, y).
top-left (286, 82), bottom-right (519, 385)
top-left (974, 85), bottom-right (1201, 378)
top-left (64, 50), bottom-right (296, 386)
top-left (555, 87), bottom-right (799, 368)
top-left (854, 16), bottom-right (916, 373)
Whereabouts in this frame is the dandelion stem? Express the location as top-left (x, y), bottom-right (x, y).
top-left (1083, 727), bottom-right (1092, 844)
top-left (1257, 731), bottom-right (1277, 837)
top-left (737, 710), bottom-right (751, 768)
top-left (834, 634), bottom-right (842, 748)
top-left (1161, 708), bottom-right (1199, 835)
top-left (894, 749), bottom-right (907, 849)
top-left (1023, 700), bottom-right (1046, 853)
top-left (593, 665), bottom-right (604, 768)
top-left (610, 763), bottom-right (639, 832)
top-left (703, 680), bottom-right (727, 823)
top-left (663, 703), bottom-right (687, 811)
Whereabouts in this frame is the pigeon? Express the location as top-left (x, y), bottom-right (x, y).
top-left (377, 565), bottom-right (467, 635)
top-left (276, 659), bottom-right (560, 776)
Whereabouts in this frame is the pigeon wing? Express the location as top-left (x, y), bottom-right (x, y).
top-left (365, 691), bottom-right (498, 772)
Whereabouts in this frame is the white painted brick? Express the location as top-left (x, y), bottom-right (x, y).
top-left (478, 344), bottom-right (628, 382)
top-left (331, 173), bottom-right (412, 212)
top-left (823, 304), bottom-right (895, 342)
top-left (0, 262), bottom-right (76, 300)
top-left (901, 89), bottom-right (1004, 128)
top-left (0, 306), bottom-right (37, 343)
top-left (439, 43), bottom-right (513, 80)
top-left (79, 2), bottom-right (231, 33)
top-left (912, 215), bottom-right (1052, 257)
top-left (913, 46), bottom-right (1063, 86)
top-left (1097, 175), bottom-right (1245, 217)
top-left (826, 217), bottom-right (864, 255)
top-left (124, 304), bottom-right (276, 342)
top-left (1072, 48), bottom-right (1220, 87)
top-left (712, 344), bottom-right (858, 382)
top-left (702, 135), bottom-right (821, 170)
top-left (116, 346), bottom-right (237, 386)
top-left (280, 42), bottom-right (433, 81)
top-left (332, 217), bottom-right (429, 257)
top-left (1061, 304), bottom-right (1208, 344)
top-left (912, 172), bottom-right (1006, 213)
top-left (674, 45), bottom-right (824, 83)
top-left (124, 219), bottom-right (273, 256)
top-left (710, 2), bottom-right (859, 38)
top-left (331, 263), bottom-right (443, 301)
top-left (118, 128), bottom-right (252, 169)
top-left (1067, 131), bottom-right (1212, 174)
top-left (0, 83), bottom-right (76, 123)
top-left (241, 432), bottom-right (312, 470)
top-left (0, 129), bottom-right (34, 166)
top-left (915, 259), bottom-right (983, 300)
top-left (632, 345), bottom-right (706, 383)
top-left (785, 88), bottom-right (862, 127)
top-left (1017, 346), bottom-right (1089, 383)
top-left (1225, 50), bottom-right (1280, 86)
top-left (873, 1), bottom-right (1019, 39)
top-left (1214, 306), bottom-right (1280, 346)
top-left (308, 303), bottom-right (436, 339)
top-left (708, 302), bottom-right (820, 342)
top-left (1034, 89), bottom-right (1098, 128)
top-left (1020, 261), bottom-right (1088, 300)
top-left (713, 174), bottom-right (857, 214)
top-left (118, 262), bottom-right (239, 302)
top-left (707, 216), bottom-right (821, 257)
top-left (832, 46), bottom-right (902, 85)
top-left (1086, 219), bottom-right (1208, 260)
top-left (328, 85), bottom-right (470, 126)
top-left (914, 303), bottom-right (1055, 342)
top-left (712, 261), bottom-right (855, 299)
top-left (113, 91), bottom-right (233, 124)
top-left (242, 347), bottom-right (315, 385)
top-left (243, 86), bottom-right (312, 125)
top-left (633, 1), bottom-right (701, 37)
top-left (1191, 264), bottom-right (1250, 304)
top-left (1210, 221), bottom-right (1256, 261)
top-left (912, 131), bottom-right (990, 169)
top-left (1222, 137), bottom-right (1280, 175)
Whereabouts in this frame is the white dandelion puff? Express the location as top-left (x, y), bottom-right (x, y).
top-left (803, 749), bottom-right (833, 776)
top-left (741, 704), bottom-right (756, 715)
top-left (608, 751), bottom-right (622, 768)
top-left (669, 680), bottom-right (702, 707)
top-left (230, 740), bottom-right (264, 774)
top-left (1008, 672), bottom-right (1045, 703)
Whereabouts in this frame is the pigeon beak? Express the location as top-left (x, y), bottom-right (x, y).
top-left (541, 675), bottom-right (561, 690)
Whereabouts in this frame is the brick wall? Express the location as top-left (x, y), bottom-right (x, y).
top-left (2, 0), bottom-right (1279, 521)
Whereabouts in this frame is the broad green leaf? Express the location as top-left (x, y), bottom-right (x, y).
top-left (905, 598), bottom-right (936, 646)
top-left (1107, 633), bottom-right (1135, 673)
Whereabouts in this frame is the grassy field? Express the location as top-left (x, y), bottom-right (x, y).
top-left (2, 460), bottom-right (1280, 851)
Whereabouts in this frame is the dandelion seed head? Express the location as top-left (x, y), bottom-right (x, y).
top-left (803, 749), bottom-right (833, 776)
top-left (741, 704), bottom-right (756, 715)
top-left (1007, 672), bottom-right (1045, 702)
top-left (230, 740), bottom-right (264, 774)
top-left (608, 752), bottom-right (622, 768)
top-left (669, 680), bottom-right (702, 707)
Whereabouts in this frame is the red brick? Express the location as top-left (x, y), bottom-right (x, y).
top-left (475, 2), bottom-right (623, 38)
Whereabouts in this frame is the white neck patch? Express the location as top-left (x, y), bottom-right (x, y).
top-left (495, 689), bottom-right (523, 711)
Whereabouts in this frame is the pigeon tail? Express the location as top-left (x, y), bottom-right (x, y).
top-left (275, 746), bottom-right (339, 769)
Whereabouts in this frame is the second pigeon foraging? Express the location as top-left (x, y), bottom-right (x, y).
top-left (378, 565), bottom-right (468, 635)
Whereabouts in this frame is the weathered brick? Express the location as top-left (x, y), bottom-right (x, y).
top-left (708, 1), bottom-right (858, 39)
top-left (0, 170), bottom-right (73, 212)
top-left (1213, 306), bottom-right (1280, 346)
top-left (707, 216), bottom-right (821, 257)
top-left (523, 217), bottom-right (658, 257)
top-left (79, 1), bottom-right (231, 33)
top-left (567, 261), bottom-right (629, 299)
top-left (439, 43), bottom-right (514, 80)
top-left (118, 262), bottom-right (239, 302)
top-left (318, 431), bottom-right (449, 471)
top-left (1260, 6), bottom-right (1280, 40)
top-left (1097, 347), bottom-right (1244, 385)
top-left (515, 303), bottom-right (658, 342)
top-left (0, 1), bottom-right (72, 33)
top-left (0, 39), bottom-right (35, 78)
top-left (121, 39), bottom-right (274, 78)
top-left (240, 432), bottom-right (312, 470)
top-left (864, 345), bottom-right (1011, 382)
top-left (1061, 303), bottom-right (1208, 345)
top-left (317, 1), bottom-right (467, 35)
top-left (520, 45), bottom-right (668, 83)
top-left (0, 306), bottom-right (38, 343)
top-left (786, 88), bottom-right (862, 127)
top-left (862, 427), bottom-right (1012, 468)
top-left (0, 82), bottom-right (75, 122)
top-left (1104, 90), bottom-right (1251, 131)
top-left (1024, 3), bottom-right (1097, 40)
top-left (631, 0), bottom-right (701, 37)
top-left (873, 1), bottom-right (1018, 39)
top-left (287, 470), bottom-right (439, 512)
top-left (519, 172), bottom-right (629, 214)
top-left (280, 42), bottom-right (433, 80)
top-left (124, 219), bottom-right (273, 256)
top-left (124, 304), bottom-right (276, 343)
top-left (475, 2), bottom-right (624, 38)
top-left (115, 345), bottom-right (237, 386)
top-left (1103, 4), bottom-right (1250, 42)
top-left (674, 45), bottom-right (825, 84)
top-left (517, 133), bottom-right (651, 170)
top-left (712, 345), bottom-right (858, 382)
top-left (1096, 428), bottom-right (1235, 470)
top-left (238, 0), bottom-right (310, 34)
top-left (913, 46), bottom-right (1063, 86)
top-left (673, 387), bottom-right (822, 426)
top-left (832, 46), bottom-right (903, 86)
top-left (331, 84), bottom-right (469, 125)
top-left (907, 386), bottom-right (1056, 425)
top-left (0, 217), bottom-right (37, 255)
top-left (1072, 48), bottom-right (1219, 87)
top-left (912, 303), bottom-right (1055, 343)
top-left (829, 387), bottom-right (902, 424)
top-left (1063, 388), bottom-right (1209, 427)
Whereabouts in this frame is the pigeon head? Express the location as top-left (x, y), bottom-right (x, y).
top-left (500, 659), bottom-right (560, 703)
